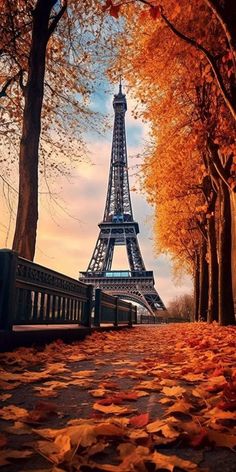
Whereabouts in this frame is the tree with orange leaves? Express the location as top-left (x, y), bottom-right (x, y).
top-left (140, 101), bottom-right (208, 322)
top-left (0, 0), bottom-right (110, 260)
top-left (104, 0), bottom-right (236, 324)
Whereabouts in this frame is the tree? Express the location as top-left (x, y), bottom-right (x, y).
top-left (104, 0), bottom-right (236, 325)
top-left (167, 294), bottom-right (194, 321)
top-left (0, 0), bottom-right (110, 260)
top-left (12, 0), bottom-right (67, 259)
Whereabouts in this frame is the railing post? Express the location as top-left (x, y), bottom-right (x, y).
top-left (0, 250), bottom-right (17, 331)
top-left (114, 297), bottom-right (118, 327)
top-left (94, 288), bottom-right (102, 327)
top-left (128, 303), bottom-right (132, 326)
top-left (82, 284), bottom-right (93, 327)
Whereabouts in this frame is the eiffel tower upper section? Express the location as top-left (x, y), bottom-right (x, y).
top-left (80, 84), bottom-right (165, 314)
top-left (103, 82), bottom-right (133, 223)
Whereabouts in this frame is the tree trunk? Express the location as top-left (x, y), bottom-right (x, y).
top-left (12, 0), bottom-right (54, 260)
top-left (231, 193), bottom-right (236, 316)
top-left (193, 251), bottom-right (200, 322)
top-left (221, 0), bottom-right (236, 54)
top-left (207, 212), bottom-right (218, 323)
top-left (198, 238), bottom-right (209, 321)
top-left (218, 180), bottom-right (235, 325)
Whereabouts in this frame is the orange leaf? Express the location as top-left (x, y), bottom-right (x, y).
top-left (189, 429), bottom-right (208, 448)
top-left (89, 389), bottom-right (108, 398)
top-left (165, 399), bottom-right (193, 415)
top-left (95, 423), bottom-right (125, 437)
top-left (150, 5), bottom-right (161, 20)
top-left (102, 0), bottom-right (113, 12)
top-left (0, 405), bottom-right (28, 421)
top-left (97, 391), bottom-right (138, 405)
top-left (25, 401), bottom-right (58, 423)
top-left (162, 386), bottom-right (186, 397)
top-left (208, 430), bottom-right (236, 449)
top-left (100, 381), bottom-right (119, 389)
top-left (109, 4), bottom-right (120, 18)
top-left (119, 392), bottom-right (139, 401)
top-left (128, 429), bottom-right (149, 439)
top-left (93, 403), bottom-right (131, 415)
top-left (151, 451), bottom-right (198, 471)
top-left (36, 435), bottom-right (71, 464)
top-left (129, 412), bottom-right (149, 427)
top-left (97, 397), bottom-right (123, 405)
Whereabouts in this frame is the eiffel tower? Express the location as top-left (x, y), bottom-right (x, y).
top-left (79, 84), bottom-right (166, 316)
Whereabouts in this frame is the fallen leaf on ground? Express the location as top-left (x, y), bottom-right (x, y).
top-left (134, 380), bottom-right (160, 391)
top-left (181, 373), bottom-right (206, 382)
top-left (67, 354), bottom-right (88, 362)
top-left (91, 445), bottom-right (150, 471)
top-left (165, 399), bottom-right (193, 415)
top-left (71, 370), bottom-right (96, 378)
top-left (92, 403), bottom-right (132, 415)
top-left (128, 429), bottom-right (149, 439)
top-left (151, 451), bottom-right (198, 471)
top-left (146, 417), bottom-right (178, 436)
top-left (162, 386), bottom-right (186, 397)
top-left (36, 435), bottom-right (71, 464)
top-left (0, 394), bottom-right (12, 401)
top-left (4, 421), bottom-right (32, 435)
top-left (129, 412), bottom-right (149, 427)
top-left (0, 405), bottom-right (28, 421)
top-left (25, 401), bottom-right (59, 423)
top-left (134, 390), bottom-right (150, 398)
top-left (207, 430), bottom-right (236, 449)
top-left (89, 389), bottom-right (108, 398)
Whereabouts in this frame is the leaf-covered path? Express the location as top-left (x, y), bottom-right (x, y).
top-left (0, 324), bottom-right (236, 471)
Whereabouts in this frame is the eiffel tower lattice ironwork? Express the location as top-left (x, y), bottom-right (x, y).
top-left (79, 84), bottom-right (166, 316)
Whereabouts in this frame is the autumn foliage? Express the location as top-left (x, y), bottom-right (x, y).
top-left (0, 326), bottom-right (236, 470)
top-left (105, 0), bottom-right (236, 325)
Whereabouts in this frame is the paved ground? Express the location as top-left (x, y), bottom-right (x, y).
top-left (0, 324), bottom-right (236, 471)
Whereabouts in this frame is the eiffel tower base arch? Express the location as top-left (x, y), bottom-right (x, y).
top-left (79, 271), bottom-right (166, 317)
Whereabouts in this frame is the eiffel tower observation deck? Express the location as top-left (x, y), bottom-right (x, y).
top-left (79, 83), bottom-right (166, 316)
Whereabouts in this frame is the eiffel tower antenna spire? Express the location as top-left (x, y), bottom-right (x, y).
top-left (79, 85), bottom-right (166, 316)
top-left (119, 75), bottom-right (122, 94)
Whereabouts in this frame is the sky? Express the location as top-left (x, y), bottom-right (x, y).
top-left (0, 84), bottom-right (193, 307)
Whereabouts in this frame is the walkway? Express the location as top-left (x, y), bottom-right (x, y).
top-left (0, 324), bottom-right (236, 471)
top-left (0, 325), bottom-right (126, 352)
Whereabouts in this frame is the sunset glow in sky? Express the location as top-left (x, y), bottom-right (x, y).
top-left (0, 85), bottom-right (192, 306)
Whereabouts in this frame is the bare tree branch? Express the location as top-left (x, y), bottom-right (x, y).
top-left (47, 0), bottom-right (67, 39)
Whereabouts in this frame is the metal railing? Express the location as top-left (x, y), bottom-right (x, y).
top-left (94, 289), bottom-right (137, 326)
top-left (0, 250), bottom-right (136, 331)
top-left (138, 315), bottom-right (189, 324)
